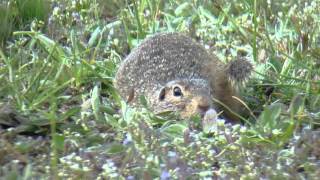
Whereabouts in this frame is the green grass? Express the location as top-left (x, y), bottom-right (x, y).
top-left (0, 0), bottom-right (320, 179)
top-left (0, 0), bottom-right (49, 46)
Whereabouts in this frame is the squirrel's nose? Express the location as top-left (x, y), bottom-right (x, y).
top-left (197, 97), bottom-right (210, 113)
top-left (198, 104), bottom-right (210, 112)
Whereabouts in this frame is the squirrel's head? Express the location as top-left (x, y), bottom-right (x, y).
top-left (150, 79), bottom-right (215, 119)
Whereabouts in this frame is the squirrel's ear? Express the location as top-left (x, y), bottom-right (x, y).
top-left (126, 88), bottom-right (135, 103)
top-left (158, 87), bottom-right (166, 101)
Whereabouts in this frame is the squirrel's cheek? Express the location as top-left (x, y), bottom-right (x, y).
top-left (178, 99), bottom-right (198, 118)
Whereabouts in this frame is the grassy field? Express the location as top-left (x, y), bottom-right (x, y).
top-left (0, 0), bottom-right (319, 179)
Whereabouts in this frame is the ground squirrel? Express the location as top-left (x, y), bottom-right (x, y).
top-left (115, 32), bottom-right (252, 121)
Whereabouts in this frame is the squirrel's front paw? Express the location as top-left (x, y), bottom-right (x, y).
top-left (202, 109), bottom-right (225, 133)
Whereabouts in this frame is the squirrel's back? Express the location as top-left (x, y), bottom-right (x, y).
top-left (115, 32), bottom-right (252, 121)
top-left (115, 33), bottom-right (222, 101)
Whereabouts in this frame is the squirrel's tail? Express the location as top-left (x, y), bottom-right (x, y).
top-left (226, 58), bottom-right (253, 85)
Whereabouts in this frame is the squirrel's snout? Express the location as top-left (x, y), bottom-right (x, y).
top-left (198, 104), bottom-right (210, 113)
top-left (181, 95), bottom-right (213, 119)
top-left (195, 96), bottom-right (211, 117)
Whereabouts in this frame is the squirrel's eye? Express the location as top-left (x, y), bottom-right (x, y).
top-left (173, 87), bottom-right (183, 97)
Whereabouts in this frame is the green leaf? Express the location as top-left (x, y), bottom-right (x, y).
top-left (289, 94), bottom-right (304, 116)
top-left (31, 78), bottom-right (74, 108)
top-left (15, 141), bottom-right (33, 153)
top-left (121, 100), bottom-right (134, 125)
top-left (258, 103), bottom-right (282, 129)
top-left (22, 164), bottom-right (32, 180)
top-left (91, 85), bottom-right (105, 122)
top-left (35, 34), bottom-right (66, 60)
top-left (161, 123), bottom-right (187, 138)
top-left (88, 26), bottom-right (101, 48)
top-left (174, 2), bottom-right (191, 16)
top-left (105, 143), bottom-right (126, 155)
top-left (52, 134), bottom-right (65, 151)
top-left (59, 107), bottom-right (81, 121)
top-left (199, 6), bottom-right (216, 23)
top-left (13, 31), bottom-right (66, 62)
top-left (309, 95), bottom-right (320, 111)
top-left (70, 29), bottom-right (85, 55)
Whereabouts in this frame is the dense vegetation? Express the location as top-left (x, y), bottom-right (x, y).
top-left (0, 0), bottom-right (319, 179)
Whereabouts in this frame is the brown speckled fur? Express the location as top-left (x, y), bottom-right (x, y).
top-left (115, 32), bottom-right (251, 121)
